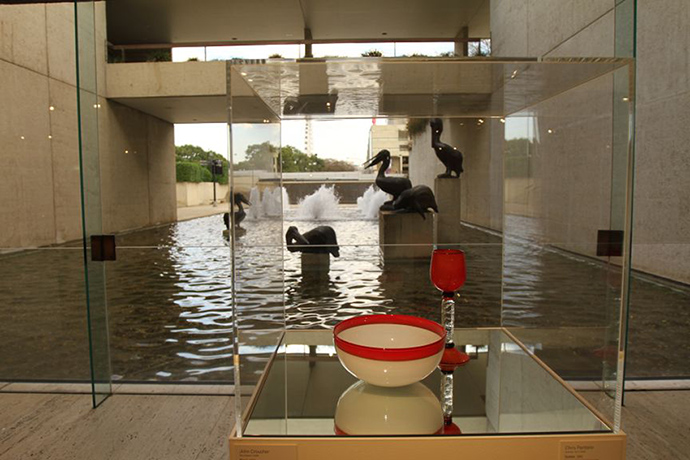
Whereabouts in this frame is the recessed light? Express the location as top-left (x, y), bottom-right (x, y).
top-left (49, 106), bottom-right (55, 111)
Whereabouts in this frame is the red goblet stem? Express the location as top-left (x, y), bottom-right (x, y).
top-left (441, 294), bottom-right (455, 347)
top-left (441, 371), bottom-right (454, 425)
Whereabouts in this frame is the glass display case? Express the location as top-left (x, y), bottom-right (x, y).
top-left (227, 58), bottom-right (634, 459)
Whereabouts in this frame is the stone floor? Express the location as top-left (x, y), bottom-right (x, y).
top-left (177, 204), bottom-right (227, 221)
top-left (0, 391), bottom-right (687, 460)
top-left (622, 391), bottom-right (690, 460)
top-left (0, 393), bottom-right (235, 460)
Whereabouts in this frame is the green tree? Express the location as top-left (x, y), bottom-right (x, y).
top-left (322, 158), bottom-right (356, 171)
top-left (176, 144), bottom-right (223, 162)
top-left (281, 145), bottom-right (324, 172)
top-left (234, 143), bottom-right (355, 173)
top-left (175, 144), bottom-right (228, 184)
top-left (235, 141), bottom-right (278, 170)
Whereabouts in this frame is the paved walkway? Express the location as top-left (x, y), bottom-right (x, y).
top-left (0, 391), bottom-right (687, 459)
top-left (177, 203), bottom-right (228, 221)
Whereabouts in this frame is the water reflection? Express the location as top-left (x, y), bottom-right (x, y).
top-left (0, 207), bottom-right (688, 383)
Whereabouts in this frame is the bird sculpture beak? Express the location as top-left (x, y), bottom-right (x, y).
top-left (363, 150), bottom-right (386, 169)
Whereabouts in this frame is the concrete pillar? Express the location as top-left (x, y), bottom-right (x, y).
top-left (379, 211), bottom-right (435, 260)
top-left (454, 26), bottom-right (469, 57)
top-left (435, 178), bottom-right (462, 244)
top-left (301, 252), bottom-right (330, 274)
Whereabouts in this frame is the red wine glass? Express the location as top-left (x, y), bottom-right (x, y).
top-left (430, 249), bottom-right (469, 373)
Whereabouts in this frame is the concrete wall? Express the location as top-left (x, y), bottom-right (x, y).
top-left (0, 3), bottom-right (177, 248)
top-left (97, 99), bottom-right (177, 233)
top-left (490, 0), bottom-right (615, 57)
top-left (489, 0), bottom-right (690, 283)
top-left (176, 182), bottom-right (229, 207)
top-left (409, 118), bottom-right (501, 232)
top-left (632, 1), bottom-right (690, 284)
top-left (0, 3), bottom-right (82, 248)
top-left (488, 0), bottom-right (618, 259)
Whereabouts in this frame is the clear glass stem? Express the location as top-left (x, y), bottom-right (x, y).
top-left (441, 295), bottom-right (455, 346)
top-left (442, 371), bottom-right (454, 425)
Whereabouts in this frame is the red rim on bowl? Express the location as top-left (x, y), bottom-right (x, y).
top-left (333, 314), bottom-right (445, 361)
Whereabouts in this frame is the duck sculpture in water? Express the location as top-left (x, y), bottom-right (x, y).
top-left (430, 118), bottom-right (464, 178)
top-left (223, 192), bottom-right (251, 229)
top-left (285, 226), bottom-right (340, 257)
top-left (391, 185), bottom-right (439, 220)
top-left (363, 149), bottom-right (412, 209)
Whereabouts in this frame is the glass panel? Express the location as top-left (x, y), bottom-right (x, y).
top-left (0, 249), bottom-right (90, 384)
top-left (229, 65), bottom-right (286, 433)
top-left (237, 59), bottom-right (628, 120)
top-left (230, 59), bottom-right (633, 438)
top-left (0, 2), bottom-right (93, 394)
top-left (244, 329), bottom-right (607, 436)
top-left (502, 65), bottom-right (634, 429)
top-left (75, 0), bottom-right (111, 406)
top-left (90, 105), bottom-right (234, 388)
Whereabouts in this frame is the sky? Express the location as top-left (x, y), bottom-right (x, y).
top-left (172, 43), bottom-right (530, 164)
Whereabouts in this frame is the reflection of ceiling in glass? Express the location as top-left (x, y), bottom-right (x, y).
top-left (233, 58), bottom-right (632, 121)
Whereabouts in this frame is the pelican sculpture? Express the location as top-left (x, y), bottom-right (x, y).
top-left (285, 226), bottom-right (340, 257)
top-left (430, 118), bottom-right (464, 178)
top-left (223, 192), bottom-right (251, 229)
top-left (391, 185), bottom-right (439, 220)
top-left (363, 149), bottom-right (412, 208)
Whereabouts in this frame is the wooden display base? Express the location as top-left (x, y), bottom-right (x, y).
top-left (434, 177), bottom-right (462, 244)
top-left (379, 210), bottom-right (435, 260)
top-left (230, 432), bottom-right (626, 460)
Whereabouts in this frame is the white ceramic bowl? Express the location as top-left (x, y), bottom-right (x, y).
top-left (333, 314), bottom-right (445, 387)
top-left (334, 380), bottom-right (443, 435)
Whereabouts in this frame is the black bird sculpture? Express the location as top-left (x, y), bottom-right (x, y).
top-left (285, 226), bottom-right (340, 257)
top-left (391, 185), bottom-right (439, 220)
top-left (223, 192), bottom-right (251, 229)
top-left (430, 118), bottom-right (464, 178)
top-left (363, 149), bottom-right (412, 209)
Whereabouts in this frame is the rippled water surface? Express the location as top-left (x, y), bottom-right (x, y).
top-left (0, 207), bottom-right (688, 383)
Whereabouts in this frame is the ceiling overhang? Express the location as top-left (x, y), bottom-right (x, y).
top-left (106, 0), bottom-right (490, 48)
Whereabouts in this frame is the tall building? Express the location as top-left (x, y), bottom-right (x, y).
top-left (367, 120), bottom-right (411, 175)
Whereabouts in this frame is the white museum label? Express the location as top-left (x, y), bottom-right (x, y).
top-left (560, 440), bottom-right (622, 460)
top-left (234, 444), bottom-right (297, 460)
